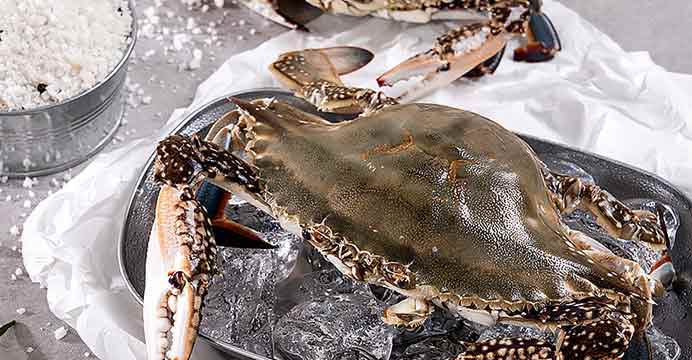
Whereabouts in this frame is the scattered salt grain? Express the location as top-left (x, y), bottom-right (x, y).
top-left (9, 225), bottom-right (21, 236)
top-left (214, 0), bottom-right (224, 8)
top-left (22, 177), bottom-right (34, 189)
top-left (16, 308), bottom-right (26, 315)
top-left (26, 347), bottom-right (34, 353)
top-left (236, 35), bottom-right (245, 41)
top-left (84, 352), bottom-right (91, 358)
top-left (54, 326), bottom-right (68, 340)
top-left (188, 49), bottom-right (203, 70)
top-left (11, 274), bottom-right (17, 281)
top-left (27, 191), bottom-right (36, 198)
top-left (15, 268), bottom-right (24, 276)
top-left (5, 195), bottom-right (12, 202)
top-left (22, 158), bottom-right (33, 170)
top-left (63, 173), bottom-right (73, 182)
top-left (249, 28), bottom-right (257, 36)
top-left (0, 176), bottom-right (8, 184)
top-left (23, 200), bottom-right (32, 208)
top-left (0, 0), bottom-right (134, 111)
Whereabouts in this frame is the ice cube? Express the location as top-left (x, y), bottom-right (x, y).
top-left (391, 309), bottom-right (476, 360)
top-left (199, 201), bottom-right (302, 357)
top-left (273, 294), bottom-right (394, 360)
top-left (275, 265), bottom-right (371, 318)
top-left (543, 158), bottom-right (595, 184)
top-left (477, 323), bottom-right (552, 343)
top-left (646, 326), bottom-right (681, 360)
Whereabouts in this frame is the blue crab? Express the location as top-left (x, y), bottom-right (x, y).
top-left (143, 46), bottom-right (675, 360)
top-left (239, 0), bottom-right (561, 100)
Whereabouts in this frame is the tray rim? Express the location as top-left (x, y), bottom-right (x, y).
top-left (118, 87), bottom-right (692, 359)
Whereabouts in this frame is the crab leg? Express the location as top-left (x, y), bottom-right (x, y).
top-left (270, 47), bottom-right (398, 115)
top-left (544, 172), bottom-right (668, 249)
top-left (544, 171), bottom-right (677, 293)
top-left (377, 0), bottom-right (561, 101)
top-left (460, 298), bottom-right (637, 360)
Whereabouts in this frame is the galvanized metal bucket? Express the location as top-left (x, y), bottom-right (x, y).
top-left (0, 1), bottom-right (137, 177)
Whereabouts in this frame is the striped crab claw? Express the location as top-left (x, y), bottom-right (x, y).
top-left (144, 136), bottom-right (276, 360)
top-left (237, 0), bottom-right (322, 31)
top-left (143, 184), bottom-right (215, 360)
top-left (375, 0), bottom-right (561, 101)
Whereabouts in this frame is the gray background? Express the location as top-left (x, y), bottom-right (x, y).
top-left (0, 1), bottom-right (690, 359)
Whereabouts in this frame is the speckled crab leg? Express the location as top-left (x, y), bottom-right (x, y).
top-left (378, 0), bottom-right (561, 101)
top-left (459, 298), bottom-right (637, 360)
top-left (543, 171), bottom-right (667, 249)
top-left (269, 47), bottom-right (399, 115)
top-left (544, 170), bottom-right (677, 294)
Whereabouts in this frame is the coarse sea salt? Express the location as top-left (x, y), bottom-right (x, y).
top-left (54, 326), bottom-right (68, 340)
top-left (0, 0), bottom-right (133, 111)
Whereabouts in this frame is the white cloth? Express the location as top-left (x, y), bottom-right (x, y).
top-left (21, 2), bottom-right (692, 360)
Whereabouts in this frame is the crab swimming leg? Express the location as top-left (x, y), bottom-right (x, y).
top-left (269, 47), bottom-right (398, 115)
top-left (458, 298), bottom-right (637, 360)
top-left (377, 0), bottom-right (561, 102)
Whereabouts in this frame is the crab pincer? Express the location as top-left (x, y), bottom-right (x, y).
top-left (143, 185), bottom-right (215, 360)
top-left (145, 135), bottom-right (274, 360)
top-left (375, 0), bottom-right (561, 101)
top-left (377, 23), bottom-right (514, 101)
top-left (514, 0), bottom-right (562, 62)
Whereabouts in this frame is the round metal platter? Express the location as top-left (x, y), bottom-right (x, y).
top-left (119, 89), bottom-right (692, 360)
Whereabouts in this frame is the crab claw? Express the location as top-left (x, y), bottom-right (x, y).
top-left (377, 25), bottom-right (512, 102)
top-left (513, 11), bottom-right (561, 62)
top-left (144, 185), bottom-right (216, 360)
top-left (239, 0), bottom-right (320, 31)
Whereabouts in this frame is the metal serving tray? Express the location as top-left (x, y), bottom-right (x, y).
top-left (119, 89), bottom-right (692, 360)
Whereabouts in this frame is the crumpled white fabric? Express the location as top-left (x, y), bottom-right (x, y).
top-left (21, 2), bottom-right (692, 359)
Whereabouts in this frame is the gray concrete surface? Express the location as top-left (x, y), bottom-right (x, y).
top-left (560, 0), bottom-right (692, 73)
top-left (0, 1), bottom-right (689, 359)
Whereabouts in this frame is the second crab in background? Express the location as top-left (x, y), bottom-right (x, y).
top-left (239, 0), bottom-right (561, 100)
